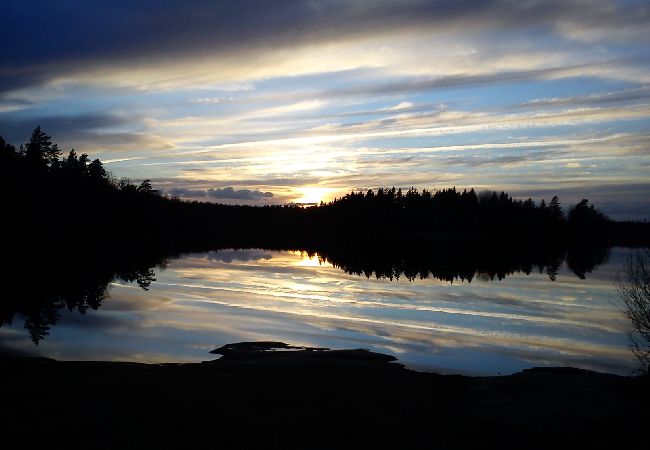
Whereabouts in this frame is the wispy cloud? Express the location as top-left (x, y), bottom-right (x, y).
top-left (1, 1), bottom-right (649, 218)
top-left (2, 1), bottom-right (649, 93)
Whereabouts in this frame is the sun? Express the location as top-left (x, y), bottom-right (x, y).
top-left (295, 187), bottom-right (334, 205)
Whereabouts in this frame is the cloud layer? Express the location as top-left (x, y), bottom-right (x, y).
top-left (1, 0), bottom-right (649, 218)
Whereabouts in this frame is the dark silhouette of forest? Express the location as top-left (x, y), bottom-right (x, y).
top-left (0, 127), bottom-right (648, 344)
top-left (2, 127), bottom-right (646, 253)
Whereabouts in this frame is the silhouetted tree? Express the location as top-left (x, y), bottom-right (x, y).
top-left (88, 158), bottom-right (107, 180)
top-left (78, 153), bottom-right (89, 175)
top-left (0, 136), bottom-right (17, 163)
top-left (617, 249), bottom-right (650, 374)
top-left (63, 149), bottom-right (79, 171)
top-left (568, 199), bottom-right (609, 237)
top-left (138, 179), bottom-right (154, 193)
top-left (25, 126), bottom-right (60, 166)
top-left (549, 196), bottom-right (562, 221)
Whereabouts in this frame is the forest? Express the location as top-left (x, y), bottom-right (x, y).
top-left (2, 127), bottom-right (646, 255)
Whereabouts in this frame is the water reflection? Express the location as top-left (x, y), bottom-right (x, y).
top-left (314, 243), bottom-right (610, 282)
top-left (0, 251), bottom-right (171, 345)
top-left (0, 246), bottom-right (635, 375)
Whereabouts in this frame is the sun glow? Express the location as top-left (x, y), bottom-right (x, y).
top-left (293, 251), bottom-right (330, 268)
top-left (294, 187), bottom-right (335, 205)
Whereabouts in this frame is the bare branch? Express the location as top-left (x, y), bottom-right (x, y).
top-left (617, 248), bottom-right (650, 374)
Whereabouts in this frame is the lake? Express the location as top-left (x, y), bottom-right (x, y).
top-left (0, 247), bottom-right (637, 375)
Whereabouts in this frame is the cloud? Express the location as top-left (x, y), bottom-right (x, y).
top-left (0, 111), bottom-right (180, 157)
top-left (381, 101), bottom-right (414, 111)
top-left (439, 150), bottom-right (566, 168)
top-left (0, 113), bottom-right (130, 145)
top-left (205, 249), bottom-right (273, 263)
top-left (0, 97), bottom-right (33, 113)
top-left (190, 97), bottom-right (236, 105)
top-left (169, 186), bottom-right (274, 200)
top-left (161, 103), bottom-right (649, 160)
top-left (2, 1), bottom-right (649, 94)
top-left (520, 86), bottom-right (650, 109)
top-left (154, 175), bottom-right (321, 188)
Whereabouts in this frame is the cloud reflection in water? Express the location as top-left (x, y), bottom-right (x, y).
top-left (0, 248), bottom-right (635, 375)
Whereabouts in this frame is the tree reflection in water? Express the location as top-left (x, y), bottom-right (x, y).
top-left (1, 242), bottom-right (610, 345)
top-left (312, 241), bottom-right (610, 283)
top-left (1, 247), bottom-right (172, 345)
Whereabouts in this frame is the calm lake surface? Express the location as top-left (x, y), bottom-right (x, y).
top-left (0, 247), bottom-right (637, 375)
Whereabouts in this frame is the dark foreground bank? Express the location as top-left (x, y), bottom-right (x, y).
top-left (1, 343), bottom-right (647, 450)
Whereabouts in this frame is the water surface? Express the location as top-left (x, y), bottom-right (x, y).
top-left (0, 248), bottom-right (636, 375)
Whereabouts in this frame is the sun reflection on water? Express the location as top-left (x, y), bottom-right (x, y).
top-left (0, 248), bottom-right (637, 375)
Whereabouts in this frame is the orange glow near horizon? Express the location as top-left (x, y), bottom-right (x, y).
top-left (294, 187), bottom-right (335, 205)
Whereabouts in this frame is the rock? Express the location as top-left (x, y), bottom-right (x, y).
top-left (206, 341), bottom-right (401, 369)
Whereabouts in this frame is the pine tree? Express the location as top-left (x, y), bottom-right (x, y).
top-left (88, 159), bottom-right (107, 180)
top-left (25, 126), bottom-right (60, 166)
top-left (549, 196), bottom-right (563, 221)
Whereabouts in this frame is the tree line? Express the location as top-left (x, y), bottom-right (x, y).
top-left (1, 127), bottom-right (647, 254)
top-left (307, 186), bottom-right (610, 242)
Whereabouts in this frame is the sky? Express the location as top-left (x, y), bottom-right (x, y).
top-left (1, 0), bottom-right (649, 219)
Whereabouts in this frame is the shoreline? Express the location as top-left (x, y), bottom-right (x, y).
top-left (2, 343), bottom-right (647, 449)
